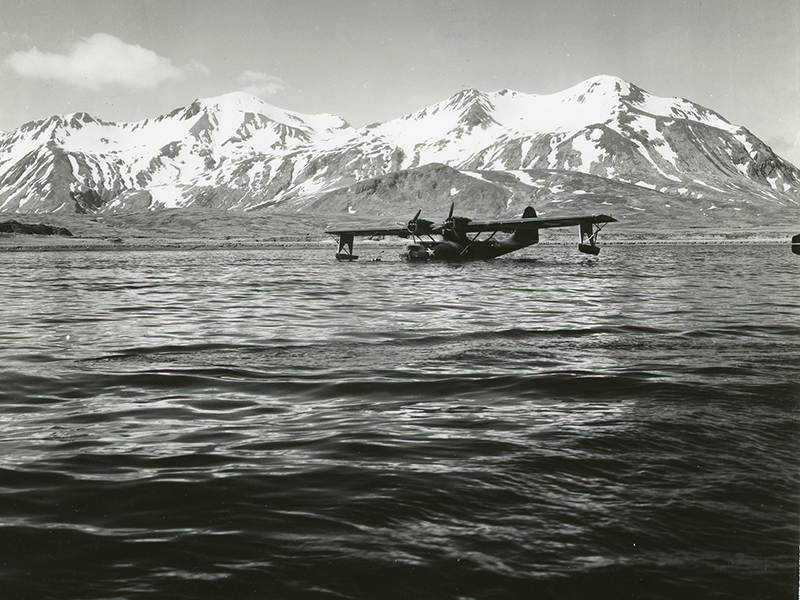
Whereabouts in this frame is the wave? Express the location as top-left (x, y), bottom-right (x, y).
top-left (1, 245), bottom-right (798, 599)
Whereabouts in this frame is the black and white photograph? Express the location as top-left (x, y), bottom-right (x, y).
top-left (0, 1), bottom-right (798, 598)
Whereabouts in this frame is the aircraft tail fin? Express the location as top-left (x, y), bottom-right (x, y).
top-left (510, 206), bottom-right (539, 245)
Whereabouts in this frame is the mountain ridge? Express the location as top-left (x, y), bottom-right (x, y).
top-left (1, 75), bottom-right (798, 230)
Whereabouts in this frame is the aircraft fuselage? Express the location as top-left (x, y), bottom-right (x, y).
top-left (402, 238), bottom-right (535, 261)
top-left (402, 217), bottom-right (539, 261)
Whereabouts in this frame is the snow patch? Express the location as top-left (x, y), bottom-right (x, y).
top-left (462, 171), bottom-right (491, 183)
top-left (67, 155), bottom-right (80, 178)
top-left (569, 131), bottom-right (607, 173)
top-left (767, 174), bottom-right (779, 190)
top-left (693, 179), bottom-right (727, 193)
top-left (508, 170), bottom-right (543, 188)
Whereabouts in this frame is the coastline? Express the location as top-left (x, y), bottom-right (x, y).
top-left (0, 235), bottom-right (793, 253)
top-left (1, 209), bottom-right (796, 252)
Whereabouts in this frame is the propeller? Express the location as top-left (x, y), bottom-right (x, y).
top-left (407, 209), bottom-right (423, 234)
top-left (407, 206), bottom-right (454, 236)
top-left (442, 202), bottom-right (455, 232)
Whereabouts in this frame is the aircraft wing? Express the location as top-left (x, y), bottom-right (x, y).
top-left (325, 225), bottom-right (414, 238)
top-left (464, 214), bottom-right (617, 233)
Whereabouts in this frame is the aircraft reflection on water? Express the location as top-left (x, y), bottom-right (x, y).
top-left (326, 203), bottom-right (617, 262)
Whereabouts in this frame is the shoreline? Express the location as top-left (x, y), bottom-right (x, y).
top-left (2, 209), bottom-right (796, 252)
top-left (0, 236), bottom-right (793, 252)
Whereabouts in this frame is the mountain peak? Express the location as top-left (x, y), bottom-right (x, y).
top-left (446, 88), bottom-right (493, 111)
top-left (583, 74), bottom-right (633, 91)
top-left (155, 92), bottom-right (353, 145)
top-left (450, 87), bottom-right (485, 101)
top-left (440, 89), bottom-right (497, 130)
top-left (558, 75), bottom-right (638, 105)
top-left (199, 91), bottom-right (272, 114)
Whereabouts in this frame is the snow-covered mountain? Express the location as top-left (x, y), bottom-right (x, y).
top-left (1, 75), bottom-right (798, 226)
top-left (0, 91), bottom-right (352, 212)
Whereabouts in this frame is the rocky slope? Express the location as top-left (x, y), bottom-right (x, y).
top-left (1, 75), bottom-right (798, 230)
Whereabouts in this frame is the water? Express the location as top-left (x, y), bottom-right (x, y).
top-left (0, 244), bottom-right (797, 600)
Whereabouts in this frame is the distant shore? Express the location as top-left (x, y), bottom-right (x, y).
top-left (0, 235), bottom-right (793, 253)
top-left (1, 209), bottom-right (796, 252)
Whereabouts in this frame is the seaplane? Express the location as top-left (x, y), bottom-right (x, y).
top-left (326, 203), bottom-right (617, 261)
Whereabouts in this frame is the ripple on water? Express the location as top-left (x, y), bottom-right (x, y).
top-left (0, 245), bottom-right (797, 599)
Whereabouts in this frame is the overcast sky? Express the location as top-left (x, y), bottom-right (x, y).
top-left (1, 0), bottom-right (798, 165)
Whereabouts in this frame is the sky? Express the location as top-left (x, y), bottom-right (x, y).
top-left (1, 0), bottom-right (798, 165)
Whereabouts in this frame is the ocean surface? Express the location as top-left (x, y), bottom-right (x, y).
top-left (0, 243), bottom-right (797, 600)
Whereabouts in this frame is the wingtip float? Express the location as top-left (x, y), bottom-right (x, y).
top-left (326, 203), bottom-right (617, 262)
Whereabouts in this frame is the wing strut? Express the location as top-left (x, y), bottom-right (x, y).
top-left (578, 221), bottom-right (610, 255)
